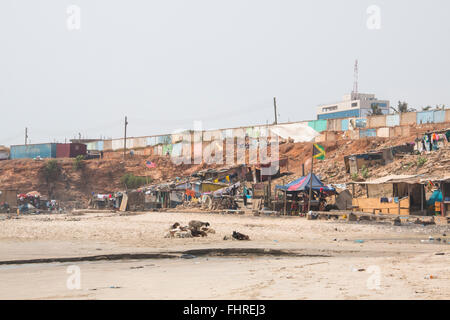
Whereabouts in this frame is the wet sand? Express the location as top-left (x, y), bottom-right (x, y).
top-left (0, 211), bottom-right (449, 299)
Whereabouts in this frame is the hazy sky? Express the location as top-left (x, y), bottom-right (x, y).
top-left (1, 0), bottom-right (449, 145)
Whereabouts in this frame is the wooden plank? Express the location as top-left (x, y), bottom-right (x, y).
top-left (352, 197), bottom-right (410, 215)
top-left (119, 194), bottom-right (128, 212)
top-left (313, 210), bottom-right (425, 220)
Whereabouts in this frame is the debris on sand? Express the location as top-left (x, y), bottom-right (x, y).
top-left (164, 223), bottom-right (193, 238)
top-left (188, 220), bottom-right (210, 230)
top-left (180, 254), bottom-right (196, 259)
top-left (190, 229), bottom-right (208, 237)
top-left (232, 231), bottom-right (250, 241)
top-left (393, 217), bottom-right (402, 226)
top-left (201, 226), bottom-right (215, 234)
top-left (165, 221), bottom-right (214, 238)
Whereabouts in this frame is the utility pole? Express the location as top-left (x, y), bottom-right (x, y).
top-left (25, 127), bottom-right (28, 145)
top-left (273, 97), bottom-right (278, 124)
top-left (123, 116), bottom-right (128, 159)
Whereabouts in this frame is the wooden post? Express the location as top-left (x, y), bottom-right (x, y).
top-left (421, 184), bottom-right (424, 214)
top-left (268, 176), bottom-right (272, 210)
top-left (123, 116), bottom-right (128, 159)
top-left (284, 190), bottom-right (287, 216)
top-left (308, 144), bottom-right (314, 212)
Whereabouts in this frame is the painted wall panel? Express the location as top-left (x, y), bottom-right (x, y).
top-left (386, 114), bottom-right (400, 127)
top-left (308, 120), bottom-right (327, 132)
top-left (327, 119), bottom-right (342, 131)
top-left (172, 132), bottom-right (190, 144)
top-left (355, 118), bottom-right (367, 128)
top-left (359, 129), bottom-right (377, 138)
top-left (111, 139), bottom-right (124, 151)
top-left (162, 144), bottom-right (173, 156)
top-left (445, 110), bottom-right (450, 122)
top-left (133, 137), bottom-right (147, 148)
top-left (147, 136), bottom-right (157, 146)
top-left (377, 127), bottom-right (390, 138)
top-left (10, 143), bottom-right (57, 159)
top-left (205, 130), bottom-right (223, 140)
top-left (433, 110), bottom-right (445, 123)
top-left (417, 111), bottom-right (434, 124)
top-left (232, 128), bottom-right (245, 139)
top-left (341, 119), bottom-right (349, 131)
top-left (86, 142), bottom-right (98, 151)
top-left (103, 140), bottom-right (112, 151)
top-left (400, 112), bottom-right (416, 126)
top-left (156, 135), bottom-right (172, 145)
top-left (171, 143), bottom-right (182, 157)
top-left (367, 115), bottom-right (386, 128)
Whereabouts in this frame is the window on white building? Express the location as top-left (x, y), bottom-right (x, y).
top-left (322, 106), bottom-right (338, 112)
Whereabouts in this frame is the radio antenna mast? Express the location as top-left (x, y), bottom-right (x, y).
top-left (352, 59), bottom-right (359, 100)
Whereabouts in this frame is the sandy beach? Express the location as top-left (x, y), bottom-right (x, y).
top-left (0, 211), bottom-right (449, 300)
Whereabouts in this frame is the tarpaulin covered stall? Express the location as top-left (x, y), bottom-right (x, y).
top-left (275, 173), bottom-right (335, 193)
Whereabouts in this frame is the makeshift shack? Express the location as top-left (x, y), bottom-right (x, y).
top-left (351, 175), bottom-right (427, 215)
top-left (344, 144), bottom-right (415, 174)
top-left (275, 173), bottom-right (335, 215)
top-left (144, 182), bottom-right (186, 209)
top-left (427, 177), bottom-right (450, 216)
top-left (127, 190), bottom-right (145, 211)
top-left (90, 193), bottom-right (115, 209)
top-left (344, 152), bottom-right (385, 174)
top-left (0, 189), bottom-right (17, 212)
top-left (255, 158), bottom-right (288, 182)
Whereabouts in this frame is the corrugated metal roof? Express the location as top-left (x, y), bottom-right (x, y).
top-left (351, 174), bottom-right (423, 185)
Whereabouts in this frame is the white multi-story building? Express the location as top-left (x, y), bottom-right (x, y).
top-left (316, 93), bottom-right (390, 120)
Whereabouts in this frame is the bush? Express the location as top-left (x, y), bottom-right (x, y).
top-left (73, 155), bottom-right (85, 170)
top-left (417, 156), bottom-right (427, 167)
top-left (351, 172), bottom-right (359, 181)
top-left (120, 173), bottom-right (148, 189)
top-left (361, 165), bottom-right (370, 179)
top-left (43, 160), bottom-right (60, 182)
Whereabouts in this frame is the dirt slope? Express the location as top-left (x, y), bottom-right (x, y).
top-left (0, 127), bottom-right (448, 205)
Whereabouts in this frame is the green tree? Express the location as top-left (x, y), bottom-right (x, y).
top-left (120, 173), bottom-right (148, 190)
top-left (43, 160), bottom-right (61, 182)
top-left (361, 165), bottom-right (370, 179)
top-left (391, 101), bottom-right (415, 114)
top-left (72, 155), bottom-right (85, 170)
top-left (368, 103), bottom-right (383, 116)
top-left (417, 156), bottom-right (427, 167)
